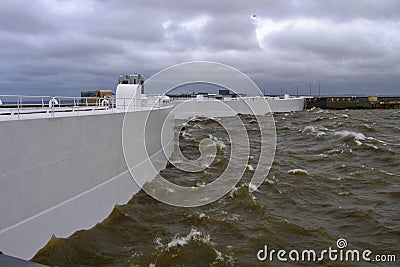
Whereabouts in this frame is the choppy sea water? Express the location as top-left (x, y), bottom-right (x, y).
top-left (33, 109), bottom-right (400, 266)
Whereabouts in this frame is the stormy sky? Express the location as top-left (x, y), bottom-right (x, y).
top-left (0, 0), bottom-right (399, 96)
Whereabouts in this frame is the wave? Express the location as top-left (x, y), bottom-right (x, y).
top-left (246, 164), bottom-right (254, 171)
top-left (228, 183), bottom-right (261, 208)
top-left (361, 123), bottom-right (375, 131)
top-left (368, 137), bottom-right (400, 147)
top-left (312, 116), bottom-right (327, 122)
top-left (288, 169), bottom-right (309, 175)
top-left (334, 130), bottom-right (366, 145)
top-left (364, 143), bottom-right (379, 150)
top-left (302, 125), bottom-right (326, 137)
top-left (379, 169), bottom-right (399, 177)
top-left (303, 125), bottom-right (317, 133)
top-left (189, 123), bottom-right (203, 129)
top-left (153, 228), bottom-right (235, 265)
top-left (165, 228), bottom-right (211, 249)
top-left (208, 134), bottom-right (226, 149)
top-left (248, 182), bottom-right (258, 191)
top-left (180, 130), bottom-right (192, 138)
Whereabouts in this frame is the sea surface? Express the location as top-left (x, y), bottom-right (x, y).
top-left (33, 109), bottom-right (400, 266)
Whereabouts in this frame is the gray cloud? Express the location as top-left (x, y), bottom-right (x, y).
top-left (0, 1), bottom-right (56, 34)
top-left (267, 23), bottom-right (385, 60)
top-left (0, 0), bottom-right (399, 96)
top-left (200, 15), bottom-right (260, 51)
top-left (296, 0), bottom-right (400, 21)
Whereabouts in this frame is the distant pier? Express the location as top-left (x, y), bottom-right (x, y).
top-left (306, 96), bottom-right (400, 109)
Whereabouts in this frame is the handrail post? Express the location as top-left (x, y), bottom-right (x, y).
top-left (17, 96), bottom-right (20, 120)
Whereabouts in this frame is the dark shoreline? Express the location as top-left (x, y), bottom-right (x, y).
top-left (306, 96), bottom-right (400, 109)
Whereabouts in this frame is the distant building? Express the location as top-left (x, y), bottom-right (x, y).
top-left (80, 90), bottom-right (113, 104)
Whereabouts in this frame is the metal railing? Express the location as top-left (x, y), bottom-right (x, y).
top-left (169, 95), bottom-right (305, 102)
top-left (0, 95), bottom-right (172, 120)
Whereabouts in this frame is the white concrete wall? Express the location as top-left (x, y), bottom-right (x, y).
top-left (266, 97), bottom-right (305, 113)
top-left (0, 107), bottom-right (174, 260)
top-left (172, 97), bottom-right (304, 119)
top-left (116, 84), bottom-right (141, 110)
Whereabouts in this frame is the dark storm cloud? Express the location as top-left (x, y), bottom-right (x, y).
top-left (0, 0), bottom-right (399, 96)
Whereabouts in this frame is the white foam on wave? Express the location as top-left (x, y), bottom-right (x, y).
top-left (196, 181), bottom-right (207, 187)
top-left (181, 130), bottom-right (191, 138)
top-left (327, 148), bottom-right (341, 154)
top-left (228, 186), bottom-right (238, 198)
top-left (214, 248), bottom-right (224, 261)
top-left (379, 170), bottom-right (399, 177)
top-left (264, 177), bottom-right (275, 184)
top-left (155, 237), bottom-right (163, 248)
top-left (166, 228), bottom-right (211, 249)
top-left (303, 125), bottom-right (326, 137)
top-left (212, 247), bottom-right (235, 264)
top-left (198, 213), bottom-right (208, 219)
top-left (334, 130), bottom-right (366, 145)
top-left (362, 123), bottom-right (374, 130)
top-left (368, 136), bottom-right (400, 147)
top-left (339, 148), bottom-right (353, 154)
top-left (169, 159), bottom-right (184, 164)
top-left (368, 137), bottom-right (385, 144)
top-left (365, 143), bottom-right (379, 150)
top-left (192, 123), bottom-right (202, 129)
top-left (288, 169), bottom-right (309, 175)
top-left (201, 196), bottom-right (210, 202)
top-left (208, 134), bottom-right (226, 149)
top-left (248, 182), bottom-right (258, 191)
top-left (166, 187), bottom-right (175, 193)
top-left (246, 164), bottom-right (254, 171)
top-left (303, 126), bottom-right (317, 133)
top-left (155, 228), bottom-right (234, 265)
